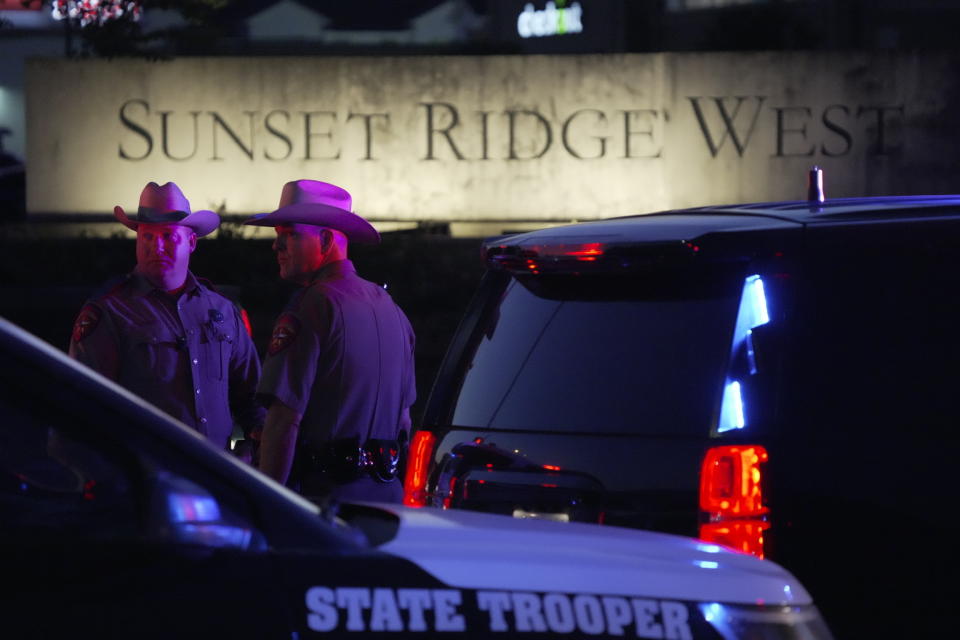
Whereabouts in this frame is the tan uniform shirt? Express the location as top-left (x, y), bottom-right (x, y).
top-left (69, 271), bottom-right (264, 448)
top-left (258, 260), bottom-right (416, 450)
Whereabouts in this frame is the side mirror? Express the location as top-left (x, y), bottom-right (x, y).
top-left (147, 470), bottom-right (266, 551)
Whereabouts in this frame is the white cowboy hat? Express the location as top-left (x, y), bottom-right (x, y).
top-left (114, 181), bottom-right (220, 237)
top-left (243, 179), bottom-right (380, 245)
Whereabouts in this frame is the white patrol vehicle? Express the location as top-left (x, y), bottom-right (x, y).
top-left (0, 315), bottom-right (831, 639)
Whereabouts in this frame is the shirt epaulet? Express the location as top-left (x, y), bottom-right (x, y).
top-left (287, 287), bottom-right (308, 311)
top-left (196, 276), bottom-right (219, 294)
top-left (92, 274), bottom-right (132, 300)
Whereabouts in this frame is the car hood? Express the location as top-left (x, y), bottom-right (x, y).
top-left (371, 504), bottom-right (809, 606)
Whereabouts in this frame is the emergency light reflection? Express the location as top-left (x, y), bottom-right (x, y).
top-left (168, 493), bottom-right (219, 522)
top-left (701, 603), bottom-right (723, 623)
top-left (719, 381), bottom-right (745, 431)
top-left (718, 275), bottom-right (769, 433)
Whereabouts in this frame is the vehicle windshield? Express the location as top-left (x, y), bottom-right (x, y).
top-left (449, 269), bottom-right (741, 435)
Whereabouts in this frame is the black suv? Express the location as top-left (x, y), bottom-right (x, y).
top-left (407, 189), bottom-right (960, 639)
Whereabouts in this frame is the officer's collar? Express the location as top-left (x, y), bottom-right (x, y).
top-left (307, 259), bottom-right (356, 285)
top-left (131, 270), bottom-right (203, 299)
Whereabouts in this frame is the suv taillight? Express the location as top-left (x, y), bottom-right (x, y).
top-left (699, 445), bottom-right (770, 558)
top-left (403, 430), bottom-right (436, 507)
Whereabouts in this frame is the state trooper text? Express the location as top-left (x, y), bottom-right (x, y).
top-left (305, 587), bottom-right (693, 638)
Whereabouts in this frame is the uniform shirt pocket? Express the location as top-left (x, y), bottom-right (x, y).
top-left (127, 324), bottom-right (181, 384)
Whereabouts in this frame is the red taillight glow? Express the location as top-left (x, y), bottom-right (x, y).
top-left (442, 476), bottom-right (457, 509)
top-left (240, 308), bottom-right (253, 337)
top-left (402, 431), bottom-right (436, 507)
top-left (699, 521), bottom-right (769, 557)
top-left (565, 243), bottom-right (604, 261)
top-left (699, 445), bottom-right (770, 558)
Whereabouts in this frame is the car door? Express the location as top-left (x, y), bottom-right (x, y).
top-left (0, 379), bottom-right (296, 639)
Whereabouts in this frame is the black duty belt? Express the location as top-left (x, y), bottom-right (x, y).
top-left (296, 436), bottom-right (400, 484)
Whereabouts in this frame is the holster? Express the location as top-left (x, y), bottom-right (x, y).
top-left (294, 437), bottom-right (400, 484)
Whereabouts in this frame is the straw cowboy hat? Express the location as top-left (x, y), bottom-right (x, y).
top-left (244, 180), bottom-right (380, 245)
top-left (114, 182), bottom-right (220, 238)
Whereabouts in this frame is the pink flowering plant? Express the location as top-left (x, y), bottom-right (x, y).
top-left (51, 0), bottom-right (142, 27)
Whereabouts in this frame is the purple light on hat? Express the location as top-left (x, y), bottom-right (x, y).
top-left (280, 180), bottom-right (352, 212)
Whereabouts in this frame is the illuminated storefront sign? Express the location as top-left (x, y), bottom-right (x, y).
top-left (25, 53), bottom-right (956, 222)
top-left (517, 1), bottom-right (583, 38)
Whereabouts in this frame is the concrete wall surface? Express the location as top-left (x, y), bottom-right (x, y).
top-left (25, 52), bottom-right (960, 221)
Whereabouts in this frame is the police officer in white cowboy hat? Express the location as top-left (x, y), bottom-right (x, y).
top-left (69, 181), bottom-right (265, 451)
top-left (246, 179), bottom-right (416, 503)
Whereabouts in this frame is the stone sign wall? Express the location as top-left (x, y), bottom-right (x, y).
top-left (26, 52), bottom-right (960, 221)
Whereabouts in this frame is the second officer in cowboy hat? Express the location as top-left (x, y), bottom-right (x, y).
top-left (245, 179), bottom-right (416, 503)
top-left (69, 181), bottom-right (264, 451)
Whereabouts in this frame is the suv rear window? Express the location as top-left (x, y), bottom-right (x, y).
top-left (450, 270), bottom-right (741, 435)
